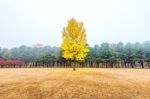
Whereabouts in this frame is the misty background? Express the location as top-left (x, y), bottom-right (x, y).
top-left (0, 0), bottom-right (150, 48)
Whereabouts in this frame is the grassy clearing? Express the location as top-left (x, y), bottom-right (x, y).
top-left (0, 68), bottom-right (150, 99)
top-left (62, 68), bottom-right (99, 75)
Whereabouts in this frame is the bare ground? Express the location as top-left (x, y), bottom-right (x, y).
top-left (0, 68), bottom-right (150, 99)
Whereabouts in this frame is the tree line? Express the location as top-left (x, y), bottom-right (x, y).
top-left (0, 41), bottom-right (150, 68)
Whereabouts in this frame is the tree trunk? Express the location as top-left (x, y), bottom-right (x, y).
top-left (141, 61), bottom-right (144, 68)
top-left (147, 61), bottom-right (150, 68)
top-left (131, 62), bottom-right (134, 68)
top-left (73, 60), bottom-right (76, 71)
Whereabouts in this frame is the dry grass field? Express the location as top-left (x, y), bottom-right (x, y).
top-left (0, 68), bottom-right (150, 99)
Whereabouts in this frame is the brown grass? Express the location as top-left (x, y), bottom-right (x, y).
top-left (0, 68), bottom-right (150, 99)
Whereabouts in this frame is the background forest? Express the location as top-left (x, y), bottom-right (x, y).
top-left (0, 41), bottom-right (150, 68)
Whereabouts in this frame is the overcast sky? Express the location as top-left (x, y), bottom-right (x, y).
top-left (0, 0), bottom-right (150, 48)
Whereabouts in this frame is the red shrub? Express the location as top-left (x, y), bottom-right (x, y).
top-left (0, 58), bottom-right (5, 65)
top-left (0, 58), bottom-right (24, 66)
top-left (0, 60), bottom-right (5, 65)
top-left (5, 60), bottom-right (15, 65)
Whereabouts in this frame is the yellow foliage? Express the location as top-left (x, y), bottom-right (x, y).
top-left (61, 18), bottom-right (89, 62)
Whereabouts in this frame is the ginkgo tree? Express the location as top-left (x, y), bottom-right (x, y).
top-left (61, 18), bottom-right (89, 71)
